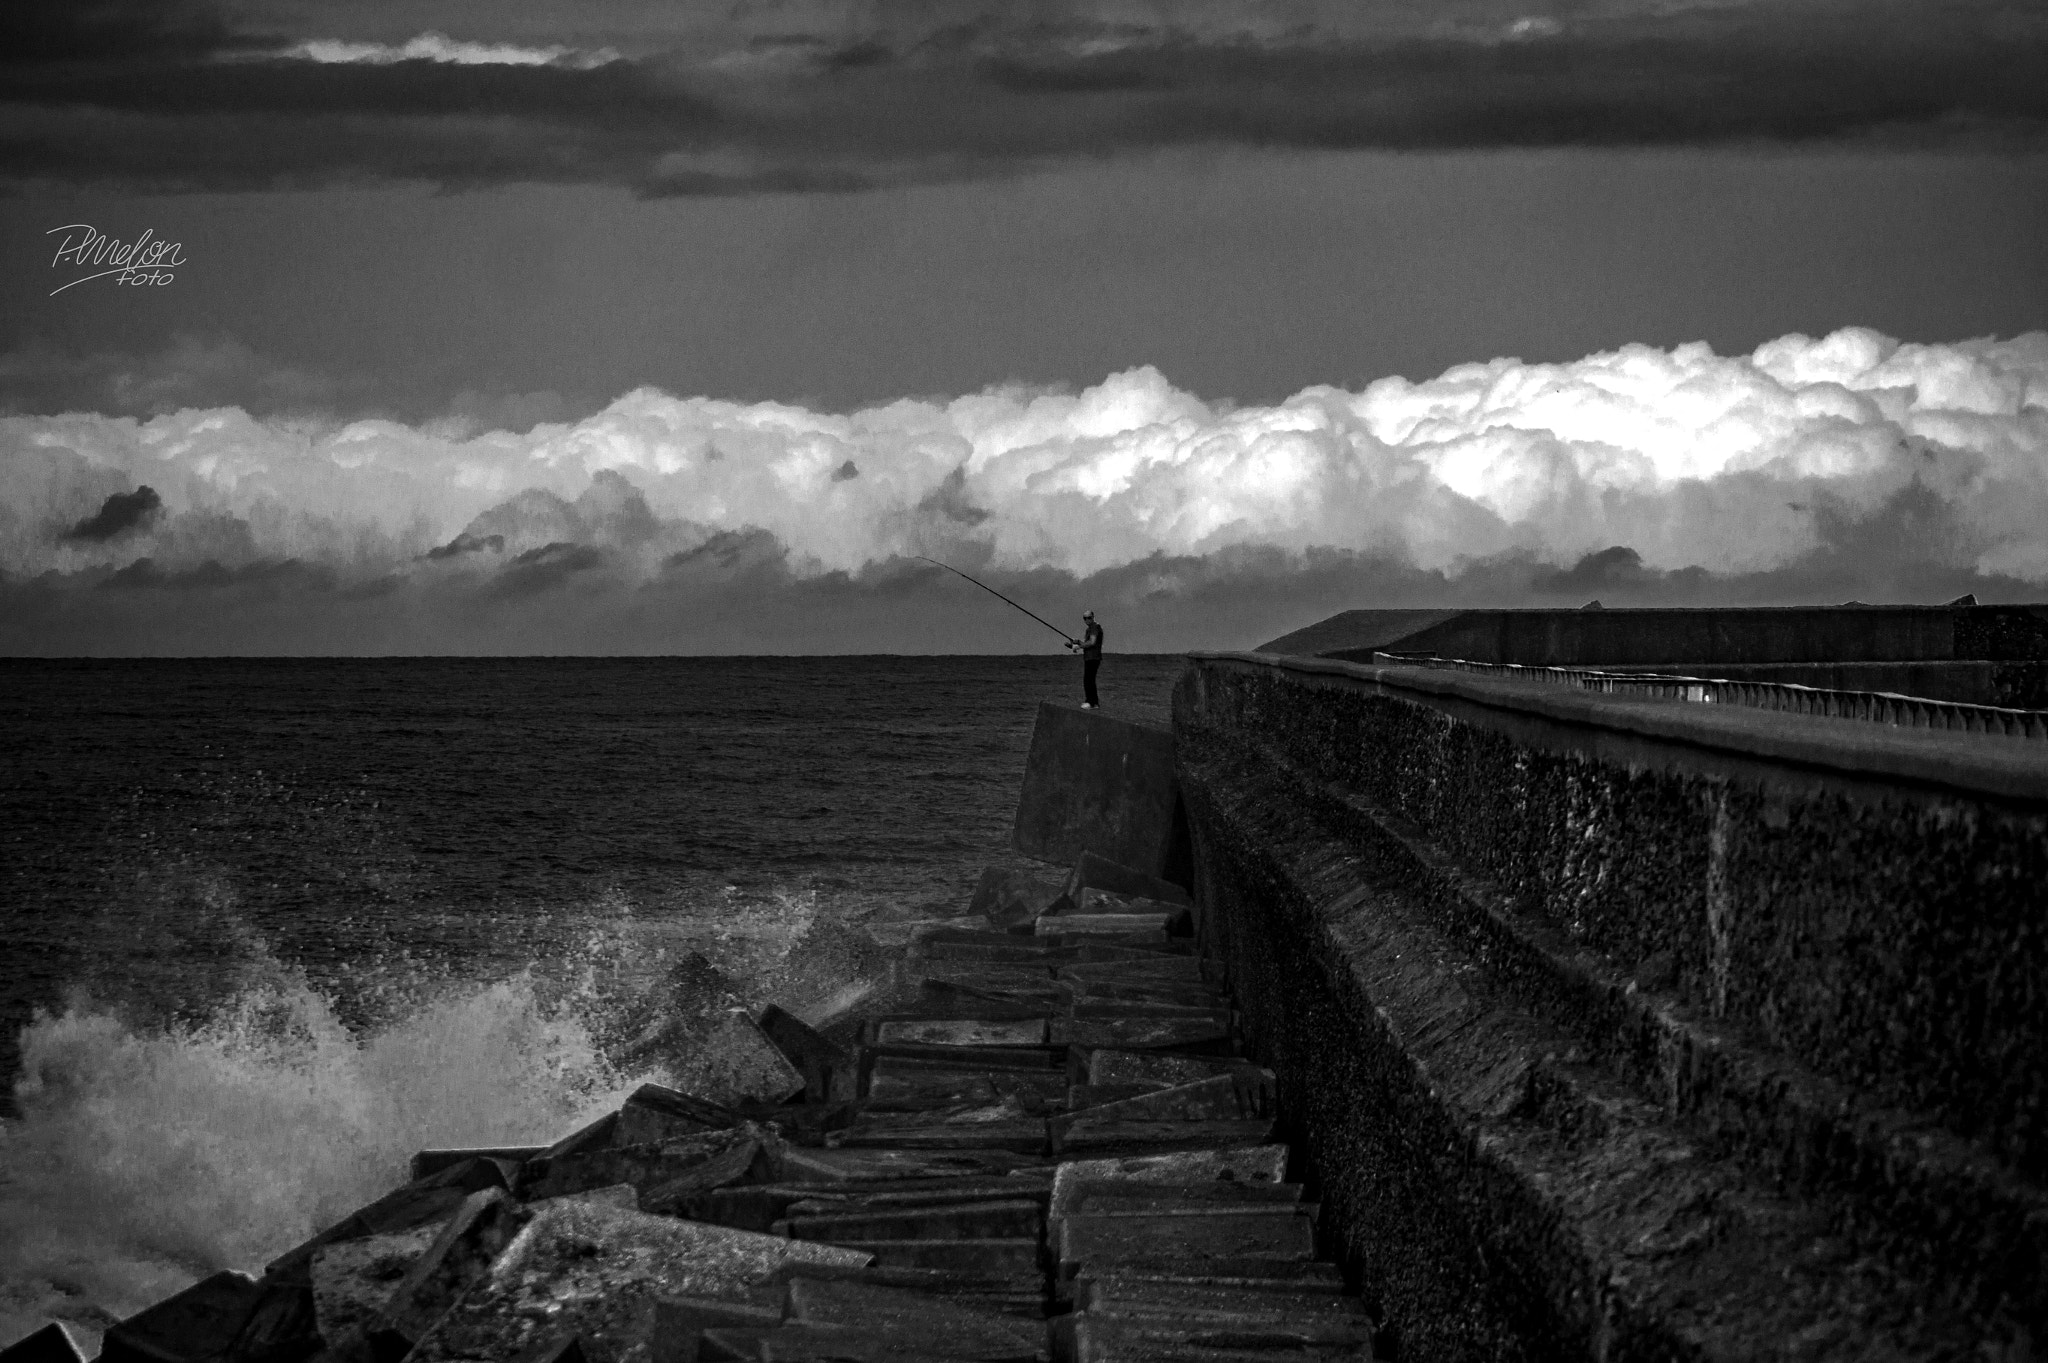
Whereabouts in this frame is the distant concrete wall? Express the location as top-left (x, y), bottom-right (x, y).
top-left (1175, 652), bottom-right (2048, 1361)
top-left (1282, 604), bottom-right (2048, 668)
top-left (1011, 701), bottom-right (1189, 885)
top-left (1613, 659), bottom-right (2048, 709)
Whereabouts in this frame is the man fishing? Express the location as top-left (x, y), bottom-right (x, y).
top-left (914, 558), bottom-right (1102, 706)
top-left (1066, 610), bottom-right (1104, 707)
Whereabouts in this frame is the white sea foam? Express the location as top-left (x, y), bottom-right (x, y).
top-left (0, 970), bottom-right (632, 1351)
top-left (0, 887), bottom-right (890, 1351)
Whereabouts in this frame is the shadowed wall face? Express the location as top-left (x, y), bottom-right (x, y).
top-left (1171, 653), bottom-right (2048, 1358)
top-left (1010, 702), bottom-right (1186, 884)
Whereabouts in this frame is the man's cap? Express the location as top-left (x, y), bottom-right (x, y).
top-left (1082, 610), bottom-right (1094, 618)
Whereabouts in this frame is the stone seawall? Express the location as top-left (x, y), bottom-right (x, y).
top-left (1173, 652), bottom-right (2048, 1361)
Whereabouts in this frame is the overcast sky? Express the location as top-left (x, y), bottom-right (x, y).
top-left (3, 0), bottom-right (2046, 654)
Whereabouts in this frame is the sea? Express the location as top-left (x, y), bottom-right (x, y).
top-left (0, 654), bottom-right (1184, 1349)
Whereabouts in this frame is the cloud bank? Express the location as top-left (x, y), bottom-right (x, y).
top-left (3, 0), bottom-right (2045, 192)
top-left (2, 327), bottom-right (2044, 653)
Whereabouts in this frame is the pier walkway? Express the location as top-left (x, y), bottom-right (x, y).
top-left (32, 861), bottom-right (1378, 1363)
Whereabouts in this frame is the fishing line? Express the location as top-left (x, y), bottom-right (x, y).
top-left (914, 557), bottom-right (1077, 645)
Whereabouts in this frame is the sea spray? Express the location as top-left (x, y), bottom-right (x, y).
top-left (0, 884), bottom-right (899, 1352)
top-left (0, 972), bottom-right (638, 1351)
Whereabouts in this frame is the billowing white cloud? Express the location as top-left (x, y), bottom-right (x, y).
top-left (280, 33), bottom-right (621, 68)
top-left (6, 327), bottom-right (2044, 592)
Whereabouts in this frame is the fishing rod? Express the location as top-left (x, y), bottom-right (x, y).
top-left (914, 556), bottom-right (1077, 646)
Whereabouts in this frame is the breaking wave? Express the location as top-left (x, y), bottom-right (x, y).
top-left (0, 888), bottom-right (890, 1352)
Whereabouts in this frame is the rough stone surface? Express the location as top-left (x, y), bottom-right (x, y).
top-left (1010, 703), bottom-right (1188, 884)
top-left (309, 1227), bottom-right (439, 1343)
top-left (757, 1005), bottom-right (857, 1104)
top-left (0, 1325), bottom-right (86, 1363)
top-left (1177, 652), bottom-right (2048, 1360)
top-left (967, 867), bottom-right (1064, 930)
top-left (99, 1272), bottom-right (267, 1363)
top-left (669, 1014), bottom-right (807, 1108)
top-left (873, 1019), bottom-right (1048, 1048)
top-left (407, 1200), bottom-right (869, 1363)
top-left (1062, 853), bottom-right (1191, 909)
top-left (521, 1128), bottom-right (762, 1203)
top-left (382, 1188), bottom-right (531, 1341)
top-left (1049, 1148), bottom-right (1290, 1222)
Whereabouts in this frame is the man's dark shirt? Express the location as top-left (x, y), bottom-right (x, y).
top-left (1081, 621), bottom-right (1103, 658)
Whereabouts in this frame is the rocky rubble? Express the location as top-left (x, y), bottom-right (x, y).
top-left (7, 848), bottom-right (1381, 1363)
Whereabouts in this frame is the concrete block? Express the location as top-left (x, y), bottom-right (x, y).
top-left (406, 1199), bottom-right (869, 1363)
top-left (408, 1148), bottom-right (545, 1182)
top-left (1032, 915), bottom-right (1174, 938)
top-left (783, 1198), bottom-right (1043, 1242)
top-left (309, 1227), bottom-right (440, 1343)
top-left (522, 1127), bottom-right (764, 1203)
top-left (639, 1138), bottom-right (767, 1215)
top-left (756, 1006), bottom-right (856, 1104)
top-left (828, 1120), bottom-right (1048, 1154)
top-left (537, 1113), bottom-right (620, 1162)
top-left (778, 1148), bottom-right (1046, 1184)
top-left (1048, 1119), bottom-right (1277, 1159)
top-left (1059, 1182), bottom-right (1303, 1219)
top-left (1065, 1311), bottom-right (1370, 1361)
top-left (1048, 1017), bottom-right (1231, 1050)
top-left (1049, 1147), bottom-right (1290, 1221)
top-left (826, 1240), bottom-right (1043, 1276)
top-left (671, 1015), bottom-right (808, 1109)
top-left (872, 1018), bottom-right (1048, 1048)
top-left (100, 1272), bottom-right (267, 1363)
top-left (268, 1156), bottom-right (509, 1279)
top-left (1069, 891), bottom-right (1189, 927)
top-left (1056, 1073), bottom-right (1270, 1126)
top-left (1057, 1211), bottom-right (1317, 1272)
top-left (381, 1187), bottom-right (531, 1342)
top-left (0, 1325), bottom-right (86, 1363)
top-left (1064, 854), bottom-right (1190, 909)
top-left (966, 867), bottom-right (1063, 931)
top-left (785, 1279), bottom-right (1049, 1359)
top-left (1084, 1052), bottom-right (1247, 1089)
top-left (614, 1085), bottom-right (740, 1147)
top-left (1010, 704), bottom-right (1188, 885)
top-left (1075, 1279), bottom-right (1356, 1315)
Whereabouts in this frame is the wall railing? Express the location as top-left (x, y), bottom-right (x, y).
top-left (1370, 652), bottom-right (2048, 741)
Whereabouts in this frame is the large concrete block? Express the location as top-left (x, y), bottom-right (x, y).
top-left (309, 1227), bottom-right (439, 1343)
top-left (406, 1199), bottom-right (869, 1363)
top-left (757, 1004), bottom-right (858, 1103)
top-left (966, 866), bottom-right (1063, 931)
top-left (0, 1326), bottom-right (86, 1363)
top-left (99, 1273), bottom-right (267, 1363)
top-left (670, 1014), bottom-right (806, 1108)
top-left (1010, 704), bottom-right (1189, 886)
top-left (1063, 853), bottom-right (1190, 909)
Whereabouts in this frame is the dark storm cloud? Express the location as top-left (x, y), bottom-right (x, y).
top-left (2, 0), bottom-right (2044, 192)
top-left (0, 335), bottom-right (358, 419)
top-left (99, 555), bottom-right (329, 591)
top-left (422, 531), bottom-right (503, 560)
top-left (63, 485), bottom-right (160, 541)
top-left (491, 541), bottom-right (608, 596)
top-left (0, 0), bottom-right (250, 63)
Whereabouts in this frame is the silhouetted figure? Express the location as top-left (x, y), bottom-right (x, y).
top-left (1067, 610), bottom-right (1104, 707)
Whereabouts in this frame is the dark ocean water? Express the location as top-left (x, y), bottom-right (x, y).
top-left (0, 654), bottom-right (1182, 1346)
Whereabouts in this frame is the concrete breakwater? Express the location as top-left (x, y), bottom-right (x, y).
top-left (4, 711), bottom-right (1380, 1363)
top-left (19, 640), bottom-right (2046, 1363)
top-left (1174, 650), bottom-right (2048, 1361)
